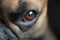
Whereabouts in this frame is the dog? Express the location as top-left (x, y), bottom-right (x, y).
top-left (0, 0), bottom-right (57, 40)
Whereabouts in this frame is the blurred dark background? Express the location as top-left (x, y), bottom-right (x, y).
top-left (48, 0), bottom-right (60, 40)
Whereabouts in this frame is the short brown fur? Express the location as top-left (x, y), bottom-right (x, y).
top-left (0, 0), bottom-right (57, 40)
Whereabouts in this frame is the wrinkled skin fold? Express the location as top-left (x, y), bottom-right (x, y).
top-left (0, 0), bottom-right (57, 40)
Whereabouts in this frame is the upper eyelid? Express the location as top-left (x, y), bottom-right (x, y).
top-left (17, 5), bottom-right (40, 13)
top-left (14, 2), bottom-right (40, 15)
top-left (15, 8), bottom-right (40, 16)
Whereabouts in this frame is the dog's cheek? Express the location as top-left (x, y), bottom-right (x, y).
top-left (0, 23), bottom-right (18, 40)
top-left (31, 3), bottom-right (48, 38)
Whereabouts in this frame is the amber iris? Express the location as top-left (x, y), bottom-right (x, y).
top-left (24, 10), bottom-right (36, 20)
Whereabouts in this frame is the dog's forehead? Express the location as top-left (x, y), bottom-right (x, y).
top-left (20, 0), bottom-right (43, 1)
top-left (20, 0), bottom-right (47, 9)
top-left (2, 0), bottom-right (47, 13)
top-left (20, 0), bottom-right (45, 5)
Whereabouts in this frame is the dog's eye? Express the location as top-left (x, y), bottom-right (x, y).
top-left (24, 10), bottom-right (37, 21)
